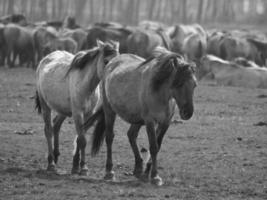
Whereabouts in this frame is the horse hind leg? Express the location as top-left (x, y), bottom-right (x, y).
top-left (103, 109), bottom-right (116, 181)
top-left (40, 99), bottom-right (56, 172)
top-left (52, 114), bottom-right (66, 164)
top-left (72, 113), bottom-right (88, 175)
top-left (127, 124), bottom-right (143, 178)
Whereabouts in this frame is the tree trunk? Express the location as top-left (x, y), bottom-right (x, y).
top-left (197, 0), bottom-right (203, 23)
top-left (182, 0), bottom-right (187, 23)
top-left (90, 0), bottom-right (94, 23)
top-left (148, 0), bottom-right (156, 20)
top-left (39, 0), bottom-right (47, 20)
top-left (7, 0), bottom-right (14, 14)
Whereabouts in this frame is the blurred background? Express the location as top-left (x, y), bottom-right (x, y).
top-left (0, 0), bottom-right (266, 26)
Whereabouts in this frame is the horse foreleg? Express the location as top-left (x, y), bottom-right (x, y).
top-left (156, 123), bottom-right (169, 150)
top-left (144, 122), bottom-right (169, 183)
top-left (145, 121), bottom-right (163, 186)
top-left (7, 49), bottom-right (12, 68)
top-left (72, 136), bottom-right (80, 174)
top-left (127, 124), bottom-right (143, 178)
top-left (72, 114), bottom-right (88, 175)
top-left (52, 115), bottom-right (66, 164)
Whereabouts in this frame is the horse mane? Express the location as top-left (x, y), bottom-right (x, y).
top-left (172, 62), bottom-right (195, 88)
top-left (138, 55), bottom-right (156, 68)
top-left (149, 51), bottom-right (195, 91)
top-left (151, 53), bottom-right (180, 91)
top-left (65, 47), bottom-right (99, 76)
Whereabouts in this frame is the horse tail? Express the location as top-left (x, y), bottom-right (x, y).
top-left (89, 107), bottom-right (106, 156)
top-left (35, 91), bottom-right (42, 114)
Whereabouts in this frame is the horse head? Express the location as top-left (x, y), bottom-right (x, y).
top-left (172, 60), bottom-right (197, 120)
top-left (151, 50), bottom-right (197, 120)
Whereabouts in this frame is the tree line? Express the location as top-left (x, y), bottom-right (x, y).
top-left (1, 0), bottom-right (266, 26)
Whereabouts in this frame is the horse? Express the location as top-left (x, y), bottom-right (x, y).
top-left (166, 23), bottom-right (207, 54)
top-left (84, 47), bottom-right (197, 186)
top-left (127, 29), bottom-right (171, 58)
top-left (61, 28), bottom-right (88, 51)
top-left (33, 26), bottom-right (59, 62)
top-left (87, 25), bottom-right (133, 53)
top-left (200, 55), bottom-right (267, 88)
top-left (35, 40), bottom-right (119, 175)
top-left (4, 24), bottom-right (35, 68)
top-left (43, 36), bottom-right (78, 55)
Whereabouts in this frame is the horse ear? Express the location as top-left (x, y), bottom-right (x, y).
top-left (96, 39), bottom-right (104, 47)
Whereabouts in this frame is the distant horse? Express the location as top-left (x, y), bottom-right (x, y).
top-left (87, 25), bottom-right (133, 53)
top-left (0, 14), bottom-right (27, 26)
top-left (35, 40), bottom-right (119, 174)
top-left (84, 47), bottom-right (197, 186)
top-left (61, 28), bottom-right (88, 51)
top-left (43, 36), bottom-right (78, 55)
top-left (200, 55), bottom-right (267, 88)
top-left (166, 23), bottom-right (207, 54)
top-left (4, 23), bottom-right (35, 68)
top-left (127, 29), bottom-right (171, 58)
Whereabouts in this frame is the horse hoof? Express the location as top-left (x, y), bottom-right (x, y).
top-left (133, 170), bottom-right (143, 179)
top-left (47, 164), bottom-right (56, 172)
top-left (80, 168), bottom-right (89, 176)
top-left (151, 175), bottom-right (163, 186)
top-left (139, 173), bottom-right (149, 182)
top-left (55, 169), bottom-right (67, 175)
top-left (104, 171), bottom-right (116, 181)
top-left (71, 167), bottom-right (80, 175)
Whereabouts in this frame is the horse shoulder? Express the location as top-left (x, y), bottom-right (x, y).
top-left (139, 66), bottom-right (174, 124)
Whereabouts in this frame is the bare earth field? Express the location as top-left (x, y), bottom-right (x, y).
top-left (0, 67), bottom-right (266, 200)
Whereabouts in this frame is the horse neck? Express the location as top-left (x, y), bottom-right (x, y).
top-left (79, 59), bottom-right (101, 94)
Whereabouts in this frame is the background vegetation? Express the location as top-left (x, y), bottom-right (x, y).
top-left (0, 0), bottom-right (266, 26)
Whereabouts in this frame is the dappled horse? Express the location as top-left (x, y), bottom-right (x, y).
top-left (35, 40), bottom-right (119, 174)
top-left (85, 47), bottom-right (197, 185)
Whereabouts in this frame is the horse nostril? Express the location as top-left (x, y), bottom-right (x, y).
top-left (180, 107), bottom-right (193, 120)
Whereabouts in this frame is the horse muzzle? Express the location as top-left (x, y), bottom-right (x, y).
top-left (179, 105), bottom-right (194, 120)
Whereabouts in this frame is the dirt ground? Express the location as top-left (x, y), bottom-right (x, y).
top-left (0, 67), bottom-right (266, 200)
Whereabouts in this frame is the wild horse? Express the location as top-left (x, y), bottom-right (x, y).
top-left (35, 40), bottom-right (119, 175)
top-left (85, 47), bottom-right (197, 185)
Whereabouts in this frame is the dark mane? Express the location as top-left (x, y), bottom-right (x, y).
top-left (150, 51), bottom-right (195, 91)
top-left (67, 47), bottom-right (99, 73)
top-left (138, 55), bottom-right (156, 68)
top-left (172, 63), bottom-right (195, 88)
top-left (151, 53), bottom-right (181, 91)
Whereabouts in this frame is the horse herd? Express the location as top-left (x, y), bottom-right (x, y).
top-left (1, 14), bottom-right (267, 186)
top-left (0, 14), bottom-right (267, 88)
